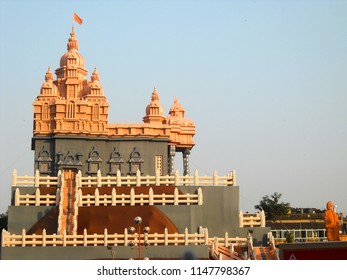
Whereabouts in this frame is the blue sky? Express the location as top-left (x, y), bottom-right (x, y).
top-left (0, 0), bottom-right (346, 215)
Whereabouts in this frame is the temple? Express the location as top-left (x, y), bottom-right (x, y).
top-left (32, 27), bottom-right (195, 177)
top-left (1, 28), bottom-right (275, 260)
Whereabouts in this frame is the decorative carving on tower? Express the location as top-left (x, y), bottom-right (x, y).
top-left (56, 151), bottom-right (83, 170)
top-left (166, 97), bottom-right (195, 149)
top-left (33, 28), bottom-right (109, 137)
top-left (143, 87), bottom-right (166, 124)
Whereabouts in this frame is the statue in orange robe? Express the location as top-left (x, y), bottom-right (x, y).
top-left (324, 201), bottom-right (340, 241)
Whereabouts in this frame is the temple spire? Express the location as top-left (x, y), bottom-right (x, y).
top-left (67, 26), bottom-right (78, 51)
top-left (143, 86), bottom-right (165, 124)
top-left (45, 67), bottom-right (53, 82)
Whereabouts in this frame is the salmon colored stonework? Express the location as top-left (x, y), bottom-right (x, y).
top-left (324, 201), bottom-right (340, 241)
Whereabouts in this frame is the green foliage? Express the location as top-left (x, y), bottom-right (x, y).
top-left (255, 192), bottom-right (290, 220)
top-left (0, 211), bottom-right (8, 231)
top-left (285, 232), bottom-right (294, 243)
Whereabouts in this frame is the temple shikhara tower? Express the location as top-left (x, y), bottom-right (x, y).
top-left (1, 27), bottom-right (275, 260)
top-left (32, 27), bottom-right (195, 177)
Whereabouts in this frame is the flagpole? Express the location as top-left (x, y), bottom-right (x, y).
top-left (72, 13), bottom-right (74, 31)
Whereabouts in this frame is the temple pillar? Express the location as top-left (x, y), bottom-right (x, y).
top-left (168, 145), bottom-right (176, 175)
top-left (183, 149), bottom-right (191, 176)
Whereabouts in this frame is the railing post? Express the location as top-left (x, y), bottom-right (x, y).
top-left (174, 170), bottom-right (179, 186)
top-left (174, 188), bottom-right (179, 205)
top-left (124, 228), bottom-right (128, 246)
top-left (213, 170), bottom-right (218, 186)
top-left (197, 188), bottom-right (203, 205)
top-left (230, 243), bottom-right (234, 254)
top-left (42, 229), bottom-right (47, 247)
top-left (155, 169), bottom-right (160, 186)
top-left (62, 230), bottom-right (67, 246)
top-left (116, 170), bottom-right (121, 187)
top-left (83, 229), bottom-right (88, 246)
top-left (15, 188), bottom-right (20, 206)
top-left (34, 170), bottom-right (40, 187)
top-left (136, 169), bottom-right (141, 186)
top-left (57, 170), bottom-right (62, 188)
top-left (56, 188), bottom-right (60, 205)
top-left (260, 210), bottom-right (266, 227)
top-left (204, 228), bottom-right (209, 245)
top-left (239, 211), bottom-right (244, 228)
top-left (73, 197), bottom-right (79, 234)
top-left (97, 170), bottom-right (102, 187)
top-left (184, 228), bottom-right (189, 245)
top-left (95, 188), bottom-right (100, 206)
top-left (12, 169), bottom-right (17, 186)
top-left (232, 170), bottom-right (236, 186)
top-left (149, 188), bottom-right (154, 206)
top-left (35, 188), bottom-right (40, 206)
top-left (194, 169), bottom-right (199, 186)
top-left (1, 229), bottom-right (8, 247)
top-left (78, 189), bottom-right (82, 206)
top-left (112, 188), bottom-right (116, 206)
top-left (224, 232), bottom-right (229, 247)
top-left (73, 170), bottom-right (79, 188)
top-left (104, 228), bottom-right (108, 246)
top-left (22, 229), bottom-right (26, 247)
top-left (130, 188), bottom-right (135, 206)
top-left (214, 236), bottom-right (218, 249)
top-left (164, 228), bottom-right (168, 245)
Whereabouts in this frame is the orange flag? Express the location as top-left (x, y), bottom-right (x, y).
top-left (74, 12), bottom-right (83, 25)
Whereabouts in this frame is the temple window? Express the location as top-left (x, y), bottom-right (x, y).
top-left (42, 103), bottom-right (50, 120)
top-left (66, 101), bottom-right (76, 118)
top-left (92, 104), bottom-right (100, 120)
top-left (108, 147), bottom-right (124, 175)
top-left (40, 163), bottom-right (49, 173)
top-left (87, 146), bottom-right (102, 174)
top-left (128, 147), bottom-right (143, 175)
top-left (36, 146), bottom-right (52, 174)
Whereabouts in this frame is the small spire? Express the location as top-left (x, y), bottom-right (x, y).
top-left (151, 86), bottom-right (159, 101)
top-left (45, 67), bottom-right (53, 82)
top-left (67, 26), bottom-right (78, 51)
top-left (91, 67), bottom-right (99, 82)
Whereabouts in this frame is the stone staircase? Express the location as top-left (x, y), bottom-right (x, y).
top-left (58, 170), bottom-right (77, 234)
top-left (253, 246), bottom-right (278, 260)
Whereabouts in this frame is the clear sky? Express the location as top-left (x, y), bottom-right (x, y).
top-left (0, 0), bottom-right (346, 215)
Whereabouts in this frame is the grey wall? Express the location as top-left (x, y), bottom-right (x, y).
top-left (1, 245), bottom-right (209, 260)
top-left (158, 185), bottom-right (240, 237)
top-left (8, 205), bottom-right (54, 234)
top-left (32, 136), bottom-right (169, 176)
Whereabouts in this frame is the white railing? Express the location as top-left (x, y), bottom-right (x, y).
top-left (239, 210), bottom-right (266, 227)
top-left (12, 169), bottom-right (236, 188)
top-left (14, 188), bottom-right (60, 206)
top-left (77, 169), bottom-right (236, 188)
top-left (12, 169), bottom-right (60, 187)
top-left (14, 187), bottom-right (203, 207)
top-left (1, 228), bottom-right (247, 248)
top-left (78, 187), bottom-right (203, 206)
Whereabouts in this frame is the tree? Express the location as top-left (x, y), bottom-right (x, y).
top-left (0, 211), bottom-right (8, 231)
top-left (255, 192), bottom-right (290, 220)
